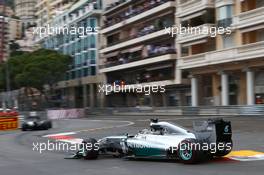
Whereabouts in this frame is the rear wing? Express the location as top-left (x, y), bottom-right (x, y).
top-left (193, 118), bottom-right (232, 143)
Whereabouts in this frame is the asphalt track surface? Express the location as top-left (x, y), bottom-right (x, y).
top-left (0, 115), bottom-right (264, 175)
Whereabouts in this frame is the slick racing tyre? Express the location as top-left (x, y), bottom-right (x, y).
top-left (21, 124), bottom-right (28, 131)
top-left (214, 140), bottom-right (233, 157)
top-left (178, 139), bottom-right (203, 164)
top-left (82, 138), bottom-right (99, 160)
top-left (48, 122), bottom-right (52, 129)
top-left (43, 124), bottom-right (49, 130)
top-left (21, 126), bottom-right (27, 131)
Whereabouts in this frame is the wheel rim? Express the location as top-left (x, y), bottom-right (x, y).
top-left (180, 144), bottom-right (192, 160)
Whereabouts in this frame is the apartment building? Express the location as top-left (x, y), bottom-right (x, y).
top-left (0, 3), bottom-right (14, 17)
top-left (1, 16), bottom-right (23, 62)
top-left (0, 1), bottom-right (14, 63)
top-left (15, 0), bottom-right (37, 28)
top-left (0, 15), bottom-right (8, 63)
top-left (176, 0), bottom-right (264, 106)
top-left (37, 0), bottom-right (264, 108)
top-left (35, 0), bottom-right (77, 27)
top-left (9, 18), bottom-right (22, 41)
top-left (39, 0), bottom-right (117, 108)
top-left (99, 0), bottom-right (192, 107)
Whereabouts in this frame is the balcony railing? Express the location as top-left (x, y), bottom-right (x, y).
top-left (106, 21), bottom-right (173, 47)
top-left (104, 0), bottom-right (173, 28)
top-left (101, 0), bottom-right (175, 34)
top-left (217, 18), bottom-right (232, 28)
top-left (176, 24), bottom-right (215, 43)
top-left (177, 0), bottom-right (215, 17)
top-left (232, 6), bottom-right (264, 28)
top-left (105, 0), bottom-right (133, 14)
top-left (178, 41), bottom-right (264, 69)
top-left (100, 49), bottom-right (176, 69)
top-left (66, 4), bottom-right (101, 24)
top-left (101, 28), bottom-right (170, 53)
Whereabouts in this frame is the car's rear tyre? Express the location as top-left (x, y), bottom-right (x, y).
top-left (214, 141), bottom-right (233, 157)
top-left (178, 139), bottom-right (203, 164)
top-left (82, 138), bottom-right (99, 160)
top-left (42, 124), bottom-right (49, 130)
top-left (21, 124), bottom-right (27, 131)
top-left (21, 127), bottom-right (27, 131)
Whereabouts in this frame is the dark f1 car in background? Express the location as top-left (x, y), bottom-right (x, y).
top-left (72, 118), bottom-right (232, 164)
top-left (21, 112), bottom-right (52, 131)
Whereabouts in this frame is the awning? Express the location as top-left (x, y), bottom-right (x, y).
top-left (121, 45), bottom-right (143, 53)
top-left (180, 10), bottom-right (207, 21)
top-left (104, 51), bottom-right (119, 58)
top-left (146, 64), bottom-right (173, 71)
top-left (182, 39), bottom-right (208, 47)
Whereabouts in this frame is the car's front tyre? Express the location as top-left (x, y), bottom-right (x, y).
top-left (82, 138), bottom-right (99, 160)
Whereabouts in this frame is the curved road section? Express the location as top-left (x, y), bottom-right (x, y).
top-left (0, 116), bottom-right (264, 175)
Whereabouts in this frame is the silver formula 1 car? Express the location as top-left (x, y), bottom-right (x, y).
top-left (73, 118), bottom-right (232, 164)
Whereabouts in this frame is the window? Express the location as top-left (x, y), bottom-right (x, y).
top-left (90, 35), bottom-right (96, 48)
top-left (90, 50), bottom-right (96, 60)
top-left (90, 18), bottom-right (97, 30)
top-left (74, 56), bottom-right (78, 66)
top-left (85, 52), bottom-right (89, 61)
top-left (217, 5), bottom-right (233, 27)
top-left (218, 5), bottom-right (233, 20)
top-left (85, 67), bottom-right (90, 76)
top-left (222, 34), bottom-right (235, 48)
top-left (74, 69), bottom-right (81, 78)
top-left (91, 66), bottom-right (96, 76)
top-left (71, 71), bottom-right (75, 79)
top-left (257, 29), bottom-right (264, 41)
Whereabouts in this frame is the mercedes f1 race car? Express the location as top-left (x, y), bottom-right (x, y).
top-left (72, 118), bottom-right (232, 164)
top-left (21, 112), bottom-right (52, 131)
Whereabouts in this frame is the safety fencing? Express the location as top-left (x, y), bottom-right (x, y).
top-left (47, 109), bottom-right (85, 120)
top-left (85, 105), bottom-right (264, 116)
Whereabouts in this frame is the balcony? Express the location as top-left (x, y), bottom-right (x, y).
top-left (100, 28), bottom-right (170, 54)
top-left (176, 0), bottom-right (215, 17)
top-left (101, 0), bottom-right (175, 34)
top-left (50, 0), bottom-right (61, 7)
top-left (66, 3), bottom-right (102, 24)
top-left (232, 6), bottom-right (264, 29)
top-left (105, 16), bottom-right (174, 47)
top-left (178, 41), bottom-right (264, 69)
top-left (176, 24), bottom-right (215, 43)
top-left (100, 51), bottom-right (176, 73)
top-left (104, 0), bottom-right (132, 15)
top-left (107, 65), bottom-right (176, 88)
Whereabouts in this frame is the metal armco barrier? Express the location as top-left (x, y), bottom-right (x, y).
top-left (85, 105), bottom-right (264, 116)
top-left (0, 117), bottom-right (18, 131)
